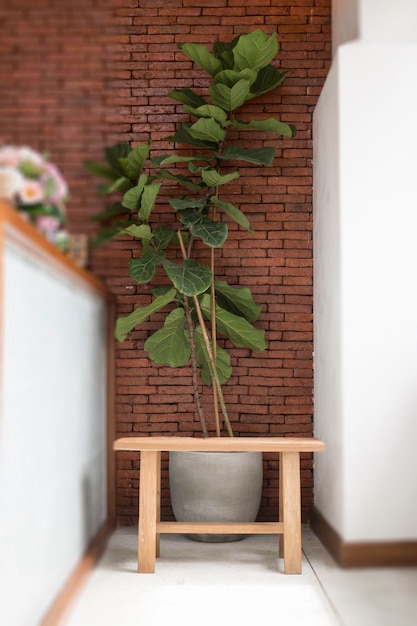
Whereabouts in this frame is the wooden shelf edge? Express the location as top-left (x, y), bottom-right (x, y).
top-left (114, 436), bottom-right (325, 453)
top-left (0, 201), bottom-right (111, 299)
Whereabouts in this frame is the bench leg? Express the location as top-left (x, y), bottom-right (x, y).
top-left (138, 450), bottom-right (159, 573)
top-left (278, 452), bottom-right (284, 558)
top-left (156, 451), bottom-right (161, 558)
top-left (281, 451), bottom-right (302, 574)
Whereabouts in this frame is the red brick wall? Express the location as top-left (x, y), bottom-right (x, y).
top-left (0, 1), bottom-right (331, 524)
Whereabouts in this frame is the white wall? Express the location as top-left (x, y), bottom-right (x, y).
top-left (360, 0), bottom-right (417, 44)
top-left (0, 235), bottom-right (108, 625)
top-left (312, 59), bottom-right (345, 535)
top-left (314, 32), bottom-right (417, 540)
top-left (332, 0), bottom-right (417, 55)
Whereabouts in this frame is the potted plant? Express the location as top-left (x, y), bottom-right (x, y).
top-left (87, 29), bottom-right (295, 540)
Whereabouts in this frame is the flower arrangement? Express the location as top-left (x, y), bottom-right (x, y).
top-left (0, 145), bottom-right (68, 241)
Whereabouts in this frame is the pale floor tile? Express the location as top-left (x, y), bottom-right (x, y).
top-left (63, 527), bottom-right (417, 626)
top-left (302, 531), bottom-right (417, 626)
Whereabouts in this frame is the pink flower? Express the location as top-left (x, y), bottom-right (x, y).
top-left (42, 163), bottom-right (68, 205)
top-left (18, 179), bottom-right (44, 205)
top-left (36, 215), bottom-right (61, 239)
top-left (0, 144), bottom-right (68, 226)
top-left (36, 215), bottom-right (60, 235)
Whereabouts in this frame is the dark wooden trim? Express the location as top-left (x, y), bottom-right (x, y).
top-left (310, 505), bottom-right (344, 563)
top-left (311, 506), bottom-right (417, 567)
top-left (40, 519), bottom-right (114, 626)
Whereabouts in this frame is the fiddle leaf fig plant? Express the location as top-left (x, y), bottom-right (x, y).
top-left (86, 29), bottom-right (296, 437)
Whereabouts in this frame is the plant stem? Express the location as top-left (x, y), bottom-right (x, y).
top-left (177, 229), bottom-right (233, 437)
top-left (210, 205), bottom-right (219, 435)
top-left (192, 296), bottom-right (233, 437)
top-left (210, 249), bottom-right (220, 435)
top-left (182, 294), bottom-right (209, 438)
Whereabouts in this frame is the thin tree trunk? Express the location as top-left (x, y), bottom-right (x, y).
top-left (177, 229), bottom-right (233, 437)
top-left (182, 294), bottom-right (209, 437)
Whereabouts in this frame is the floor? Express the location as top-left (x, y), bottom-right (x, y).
top-left (63, 527), bottom-right (417, 626)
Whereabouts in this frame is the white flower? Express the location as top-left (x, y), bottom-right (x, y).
top-left (0, 167), bottom-right (24, 199)
top-left (17, 146), bottom-right (46, 168)
top-left (0, 146), bottom-right (22, 169)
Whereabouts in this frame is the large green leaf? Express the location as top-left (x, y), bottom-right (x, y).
top-left (179, 42), bottom-right (223, 77)
top-left (189, 117), bottom-right (226, 143)
top-left (201, 169), bottom-right (239, 187)
top-left (118, 157), bottom-right (131, 179)
top-left (165, 123), bottom-right (219, 149)
top-left (144, 309), bottom-right (190, 367)
top-left (151, 285), bottom-right (175, 297)
top-left (84, 159), bottom-right (120, 181)
top-left (127, 143), bottom-right (150, 180)
top-left (232, 30), bottom-right (278, 73)
top-left (212, 36), bottom-right (239, 69)
top-left (124, 224), bottom-right (152, 241)
top-left (189, 217), bottom-right (228, 247)
top-left (153, 225), bottom-right (175, 250)
top-left (152, 155), bottom-right (197, 166)
top-left (163, 259), bottom-right (212, 296)
top-left (210, 197), bottom-right (252, 231)
top-left (232, 117), bottom-right (296, 137)
top-left (179, 208), bottom-right (204, 227)
top-left (122, 174), bottom-right (147, 210)
top-left (251, 65), bottom-right (288, 97)
top-left (218, 146), bottom-right (276, 165)
top-left (122, 185), bottom-right (141, 211)
top-left (200, 295), bottom-right (266, 351)
top-left (156, 168), bottom-right (202, 192)
top-left (210, 79), bottom-right (251, 112)
top-left (167, 88), bottom-right (207, 108)
top-left (115, 288), bottom-right (177, 342)
top-left (129, 249), bottom-right (162, 284)
top-left (91, 221), bottom-right (133, 247)
top-left (105, 143), bottom-right (131, 177)
top-left (91, 202), bottom-right (127, 222)
top-left (184, 104), bottom-right (228, 127)
top-left (139, 182), bottom-right (161, 220)
top-left (214, 280), bottom-right (262, 322)
top-left (169, 196), bottom-right (208, 212)
top-left (194, 327), bottom-right (232, 385)
top-left (213, 68), bottom-right (257, 87)
top-left (103, 176), bottom-right (134, 195)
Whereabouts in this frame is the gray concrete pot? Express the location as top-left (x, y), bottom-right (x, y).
top-left (169, 450), bottom-right (263, 542)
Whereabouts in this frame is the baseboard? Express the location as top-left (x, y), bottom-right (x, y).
top-left (40, 519), bottom-right (114, 626)
top-left (310, 506), bottom-right (417, 568)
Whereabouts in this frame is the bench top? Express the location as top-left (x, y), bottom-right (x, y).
top-left (113, 436), bottom-right (325, 453)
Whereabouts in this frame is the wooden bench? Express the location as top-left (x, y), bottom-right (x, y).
top-left (113, 436), bottom-right (325, 574)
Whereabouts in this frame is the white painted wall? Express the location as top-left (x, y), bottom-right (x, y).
top-left (360, 0), bottom-right (417, 44)
top-left (312, 59), bottom-right (345, 536)
top-left (332, 0), bottom-right (417, 55)
top-left (0, 236), bottom-right (108, 625)
top-left (313, 40), bottom-right (417, 541)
